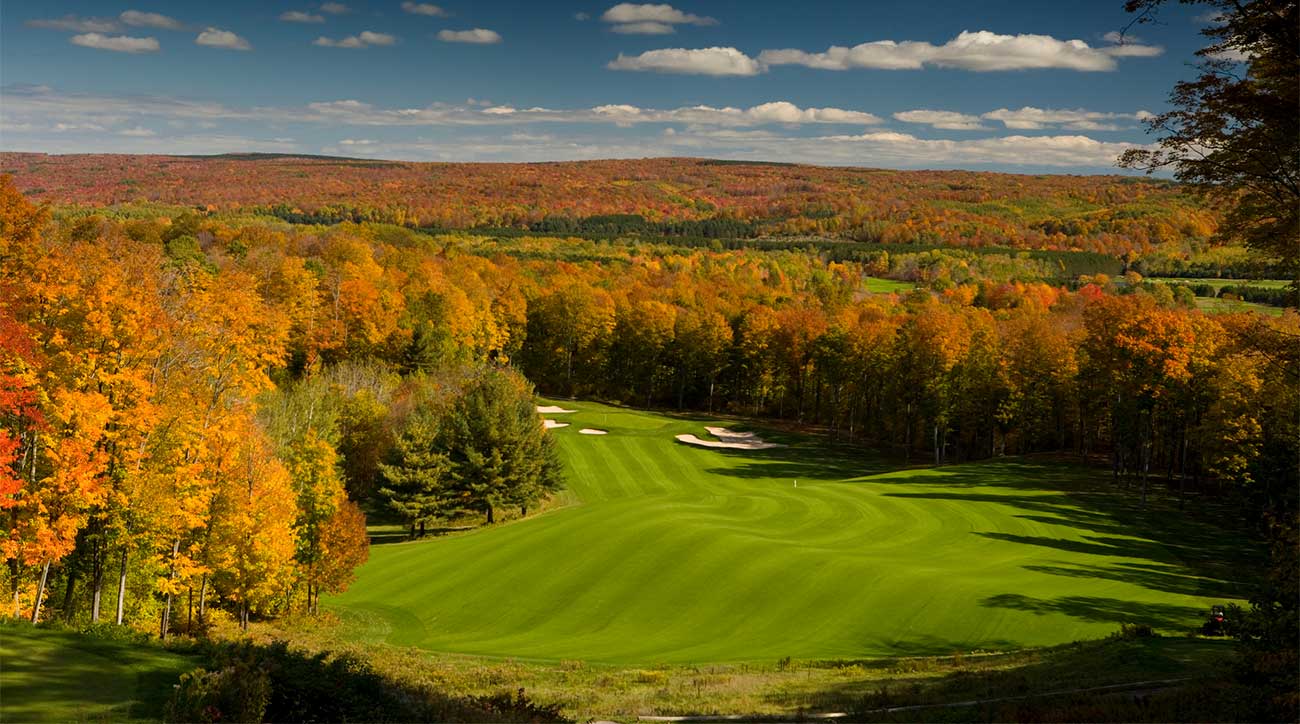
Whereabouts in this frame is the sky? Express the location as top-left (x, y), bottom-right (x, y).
top-left (0, 0), bottom-right (1229, 172)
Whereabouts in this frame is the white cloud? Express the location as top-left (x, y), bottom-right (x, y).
top-left (314, 31), bottom-right (397, 48)
top-left (359, 31), bottom-right (396, 45)
top-left (575, 12), bottom-right (591, 20)
top-left (759, 30), bottom-right (1163, 72)
top-left (313, 130), bottom-right (1148, 169)
top-left (980, 106), bottom-right (1141, 130)
top-left (608, 47), bottom-right (762, 75)
top-left (320, 2), bottom-right (350, 14)
top-left (70, 33), bottom-right (160, 53)
top-left (280, 10), bottom-right (325, 23)
top-left (196, 28), bottom-right (252, 51)
top-left (402, 2), bottom-right (448, 16)
top-left (28, 15), bottom-right (120, 33)
top-left (601, 3), bottom-right (716, 25)
top-left (437, 28), bottom-right (502, 44)
top-left (611, 21), bottom-right (675, 34)
top-left (893, 110), bottom-right (988, 130)
top-left (119, 126), bottom-right (157, 137)
top-left (120, 10), bottom-right (184, 30)
top-left (602, 3), bottom-right (717, 35)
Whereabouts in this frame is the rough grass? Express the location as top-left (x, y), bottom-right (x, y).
top-left (225, 613), bottom-right (1236, 720)
top-left (0, 623), bottom-right (199, 722)
top-left (327, 401), bottom-right (1258, 665)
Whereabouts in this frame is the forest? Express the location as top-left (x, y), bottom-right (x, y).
top-left (0, 153), bottom-right (1220, 255)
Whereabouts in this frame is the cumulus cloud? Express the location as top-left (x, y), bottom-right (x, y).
top-left (608, 47), bottom-right (762, 75)
top-left (980, 106), bottom-right (1141, 130)
top-left (27, 15), bottom-right (121, 33)
top-left (575, 12), bottom-right (591, 20)
top-left (196, 28), bottom-right (252, 50)
top-left (759, 30), bottom-right (1163, 72)
top-left (4, 86), bottom-right (1149, 170)
top-left (319, 2), bottom-right (350, 14)
top-left (894, 106), bottom-right (1147, 132)
top-left (314, 31), bottom-right (397, 48)
top-left (402, 2), bottom-right (448, 16)
top-left (70, 33), bottom-right (160, 53)
top-left (601, 3), bottom-right (717, 34)
top-left (611, 21), bottom-right (675, 34)
top-left (280, 10), bottom-right (325, 23)
top-left (893, 110), bottom-right (988, 130)
top-left (437, 28), bottom-right (502, 44)
top-left (120, 10), bottom-right (184, 30)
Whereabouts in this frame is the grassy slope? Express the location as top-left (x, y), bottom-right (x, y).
top-left (0, 624), bottom-right (198, 722)
top-left (328, 401), bottom-right (1255, 665)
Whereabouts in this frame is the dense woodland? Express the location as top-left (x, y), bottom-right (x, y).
top-left (1, 156), bottom-right (1296, 639)
top-left (0, 153), bottom-right (1220, 255)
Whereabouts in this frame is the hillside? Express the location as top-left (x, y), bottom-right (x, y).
top-left (330, 401), bottom-right (1257, 664)
top-left (0, 153), bottom-right (1215, 255)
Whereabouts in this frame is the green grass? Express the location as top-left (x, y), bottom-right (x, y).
top-left (1149, 277), bottom-right (1292, 290)
top-left (864, 277), bottom-right (916, 293)
top-left (327, 401), bottom-right (1257, 665)
top-left (0, 624), bottom-right (199, 722)
top-left (1193, 296), bottom-right (1286, 316)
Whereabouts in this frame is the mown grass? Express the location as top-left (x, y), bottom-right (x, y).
top-left (327, 400), bottom-right (1259, 665)
top-left (863, 277), bottom-right (915, 293)
top-left (0, 622), bottom-right (200, 722)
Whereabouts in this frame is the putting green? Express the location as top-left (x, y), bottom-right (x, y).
top-left (329, 401), bottom-right (1252, 664)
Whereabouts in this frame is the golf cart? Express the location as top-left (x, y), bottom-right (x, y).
top-left (1201, 605), bottom-right (1228, 636)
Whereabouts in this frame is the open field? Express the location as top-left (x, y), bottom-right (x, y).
top-left (328, 401), bottom-right (1257, 665)
top-left (1193, 296), bottom-right (1286, 316)
top-left (0, 624), bottom-right (199, 722)
top-left (1148, 278), bottom-right (1293, 290)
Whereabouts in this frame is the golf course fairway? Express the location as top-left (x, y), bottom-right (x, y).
top-left (327, 401), bottom-right (1253, 664)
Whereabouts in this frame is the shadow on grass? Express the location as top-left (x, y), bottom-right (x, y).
top-left (979, 594), bottom-right (1203, 631)
top-left (872, 463), bottom-right (1259, 606)
top-left (759, 636), bottom-right (1233, 719)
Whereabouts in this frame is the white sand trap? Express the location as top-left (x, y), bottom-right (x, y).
top-left (675, 426), bottom-right (781, 450)
top-left (705, 426), bottom-right (758, 441)
top-left (543, 419), bottom-right (570, 429)
top-left (578, 428), bottom-right (607, 435)
top-left (537, 405), bottom-right (576, 414)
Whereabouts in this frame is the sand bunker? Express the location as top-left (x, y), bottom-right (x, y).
top-left (676, 426), bottom-right (781, 450)
top-left (578, 428), bottom-right (607, 435)
top-left (537, 405), bottom-right (576, 414)
top-left (543, 419), bottom-right (570, 429)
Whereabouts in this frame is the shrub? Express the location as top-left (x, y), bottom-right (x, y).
top-left (1112, 622), bottom-right (1156, 640)
top-left (166, 663), bottom-right (272, 724)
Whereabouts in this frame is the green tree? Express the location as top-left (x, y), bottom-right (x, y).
top-left (378, 412), bottom-right (450, 539)
top-left (439, 368), bottom-right (563, 524)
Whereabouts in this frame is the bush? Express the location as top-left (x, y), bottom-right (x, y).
top-left (1112, 622), bottom-right (1156, 640)
top-left (166, 663), bottom-right (272, 724)
top-left (170, 640), bottom-right (568, 723)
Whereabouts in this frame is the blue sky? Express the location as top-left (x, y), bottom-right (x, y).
top-left (1, 0), bottom-right (1226, 171)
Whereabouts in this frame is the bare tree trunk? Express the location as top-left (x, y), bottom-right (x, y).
top-left (115, 549), bottom-right (128, 625)
top-left (31, 560), bottom-right (51, 624)
top-left (10, 559), bottom-right (22, 619)
top-left (159, 539), bottom-right (179, 640)
top-left (90, 542), bottom-right (105, 623)
top-left (198, 575), bottom-right (208, 627)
